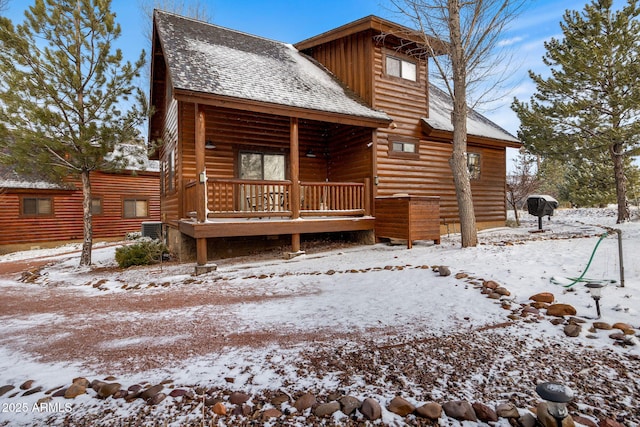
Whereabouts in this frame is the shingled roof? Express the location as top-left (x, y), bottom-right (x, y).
top-left (422, 84), bottom-right (520, 145)
top-left (153, 10), bottom-right (391, 125)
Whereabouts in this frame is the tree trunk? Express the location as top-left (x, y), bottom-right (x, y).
top-left (80, 169), bottom-right (93, 266)
top-left (611, 143), bottom-right (630, 223)
top-left (448, 0), bottom-right (477, 247)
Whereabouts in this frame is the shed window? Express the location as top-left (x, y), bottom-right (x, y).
top-left (386, 55), bottom-right (417, 82)
top-left (123, 199), bottom-right (149, 218)
top-left (467, 153), bottom-right (481, 180)
top-left (22, 197), bottom-right (52, 216)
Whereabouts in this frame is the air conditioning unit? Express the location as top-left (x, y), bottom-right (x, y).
top-left (141, 221), bottom-right (163, 240)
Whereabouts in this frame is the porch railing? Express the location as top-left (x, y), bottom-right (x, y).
top-left (184, 179), bottom-right (368, 218)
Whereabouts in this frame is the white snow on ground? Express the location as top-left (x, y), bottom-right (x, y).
top-left (0, 207), bottom-right (638, 426)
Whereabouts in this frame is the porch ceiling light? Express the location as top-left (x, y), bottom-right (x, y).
top-left (536, 382), bottom-right (574, 423)
top-left (205, 140), bottom-right (216, 149)
top-left (305, 149), bottom-right (316, 158)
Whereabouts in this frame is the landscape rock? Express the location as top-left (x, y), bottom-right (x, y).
top-left (72, 377), bottom-right (90, 388)
top-left (442, 400), bottom-right (477, 422)
top-left (97, 382), bottom-right (121, 399)
top-left (339, 395), bottom-right (361, 415)
top-left (229, 391), bottom-right (250, 405)
top-left (64, 382), bottom-right (86, 399)
top-left (484, 280), bottom-right (500, 289)
top-left (519, 412), bottom-right (537, 427)
top-left (261, 408), bottom-right (282, 420)
top-left (612, 322), bottom-right (634, 334)
top-left (495, 402), bottom-right (519, 418)
top-left (313, 401), bottom-right (340, 417)
top-left (598, 419), bottom-right (625, 427)
top-left (495, 287), bottom-right (511, 296)
top-left (169, 389), bottom-right (188, 398)
top-left (573, 415), bottom-right (598, 427)
top-left (415, 402), bottom-right (442, 420)
top-left (438, 266), bottom-right (451, 276)
top-left (212, 401), bottom-right (226, 415)
top-left (147, 392), bottom-right (167, 406)
top-left (140, 384), bottom-right (163, 401)
top-left (0, 385), bottom-right (15, 397)
top-left (361, 397), bottom-right (382, 420)
top-left (536, 403), bottom-right (576, 427)
top-left (564, 323), bottom-right (582, 337)
top-left (231, 404), bottom-right (252, 417)
top-left (19, 380), bottom-right (35, 390)
top-left (387, 396), bottom-right (415, 416)
top-left (547, 303), bottom-right (577, 317)
top-left (293, 392), bottom-right (316, 412)
top-left (22, 386), bottom-right (43, 396)
top-left (270, 392), bottom-right (290, 406)
top-left (472, 402), bottom-right (498, 422)
top-left (593, 322), bottom-right (612, 330)
top-left (530, 292), bottom-right (554, 303)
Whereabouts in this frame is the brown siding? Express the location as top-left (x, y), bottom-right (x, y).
top-left (0, 171), bottom-right (160, 248)
top-left (303, 29), bottom-right (510, 227)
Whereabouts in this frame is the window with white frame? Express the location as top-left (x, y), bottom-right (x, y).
top-left (386, 55), bottom-right (417, 82)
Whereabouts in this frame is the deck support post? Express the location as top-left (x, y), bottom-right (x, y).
top-left (195, 104), bottom-right (207, 224)
top-left (287, 117), bottom-right (305, 259)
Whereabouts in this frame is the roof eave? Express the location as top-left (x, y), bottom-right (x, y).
top-left (421, 120), bottom-right (522, 149)
top-left (174, 89), bottom-right (393, 128)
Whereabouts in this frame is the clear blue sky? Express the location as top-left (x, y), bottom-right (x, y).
top-left (0, 0), bottom-right (623, 140)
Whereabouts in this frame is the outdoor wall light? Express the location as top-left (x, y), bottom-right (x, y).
top-left (585, 281), bottom-right (606, 319)
top-left (305, 149), bottom-right (316, 158)
top-left (536, 382), bottom-right (574, 427)
top-left (205, 140), bottom-right (216, 149)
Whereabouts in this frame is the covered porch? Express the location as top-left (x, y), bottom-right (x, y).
top-left (182, 103), bottom-right (386, 265)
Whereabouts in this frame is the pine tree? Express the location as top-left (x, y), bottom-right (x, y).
top-left (512, 0), bottom-right (640, 223)
top-left (0, 0), bottom-right (146, 265)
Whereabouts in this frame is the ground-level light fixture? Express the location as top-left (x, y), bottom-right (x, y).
top-left (585, 281), bottom-right (606, 319)
top-left (536, 382), bottom-right (574, 427)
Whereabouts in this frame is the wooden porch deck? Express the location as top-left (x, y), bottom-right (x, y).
top-left (178, 215), bottom-right (375, 239)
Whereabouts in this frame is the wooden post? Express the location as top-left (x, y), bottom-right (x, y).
top-left (196, 238), bottom-right (207, 265)
top-left (195, 104), bottom-right (207, 223)
top-left (289, 117), bottom-right (302, 255)
top-left (364, 177), bottom-right (371, 216)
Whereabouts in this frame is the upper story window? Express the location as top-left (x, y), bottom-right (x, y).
top-left (386, 55), bottom-right (417, 82)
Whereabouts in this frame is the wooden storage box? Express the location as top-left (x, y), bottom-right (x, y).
top-left (375, 195), bottom-right (440, 248)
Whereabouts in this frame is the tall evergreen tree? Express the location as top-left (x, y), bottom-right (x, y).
top-left (0, 0), bottom-right (146, 265)
top-left (513, 0), bottom-right (640, 223)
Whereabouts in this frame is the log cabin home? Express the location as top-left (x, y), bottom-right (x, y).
top-left (0, 159), bottom-right (160, 254)
top-left (149, 11), bottom-right (520, 268)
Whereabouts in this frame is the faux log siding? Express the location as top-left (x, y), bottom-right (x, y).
top-left (0, 172), bottom-right (160, 246)
top-left (161, 97), bottom-right (179, 222)
top-left (327, 126), bottom-right (372, 183)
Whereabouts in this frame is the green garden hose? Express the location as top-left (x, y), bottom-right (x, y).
top-left (550, 232), bottom-right (618, 288)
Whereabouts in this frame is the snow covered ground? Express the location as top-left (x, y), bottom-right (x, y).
top-left (0, 207), bottom-right (638, 426)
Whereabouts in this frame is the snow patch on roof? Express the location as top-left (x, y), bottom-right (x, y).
top-left (155, 11), bottom-right (390, 122)
top-left (424, 84), bottom-right (519, 143)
